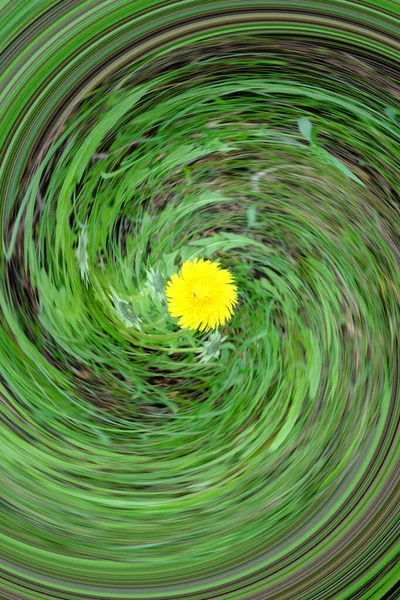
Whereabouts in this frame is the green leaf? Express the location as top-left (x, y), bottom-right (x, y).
top-left (313, 147), bottom-right (366, 187)
top-left (298, 117), bottom-right (314, 143)
top-left (246, 205), bottom-right (257, 228)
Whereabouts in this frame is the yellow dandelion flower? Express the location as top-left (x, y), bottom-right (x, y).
top-left (166, 258), bottom-right (238, 332)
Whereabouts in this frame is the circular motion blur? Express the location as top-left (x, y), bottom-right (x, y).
top-left (0, 1), bottom-right (399, 599)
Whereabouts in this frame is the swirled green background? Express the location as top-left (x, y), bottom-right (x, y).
top-left (0, 1), bottom-right (399, 599)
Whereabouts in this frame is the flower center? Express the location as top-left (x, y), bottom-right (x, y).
top-left (191, 281), bottom-right (212, 304)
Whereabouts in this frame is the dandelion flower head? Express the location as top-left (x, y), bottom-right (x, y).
top-left (166, 258), bottom-right (238, 332)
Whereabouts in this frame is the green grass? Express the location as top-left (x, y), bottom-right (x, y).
top-left (0, 1), bottom-right (399, 599)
